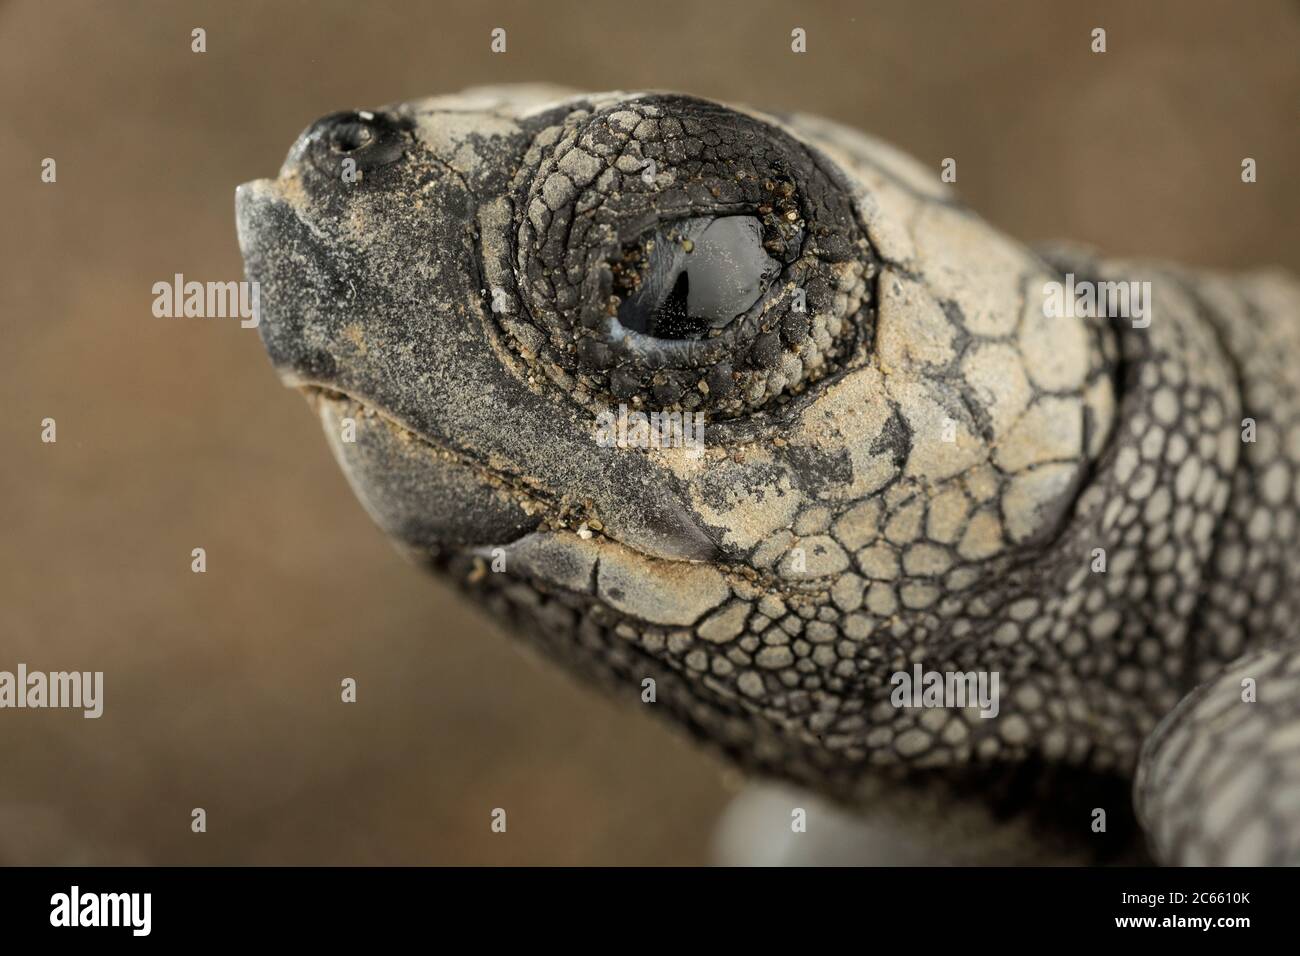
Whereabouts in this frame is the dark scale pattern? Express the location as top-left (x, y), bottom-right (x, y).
top-left (1127, 268), bottom-right (1300, 865)
top-left (1178, 271), bottom-right (1300, 681)
top-left (1137, 646), bottom-right (1300, 865)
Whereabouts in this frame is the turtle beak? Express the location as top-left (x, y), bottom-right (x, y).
top-left (234, 179), bottom-right (278, 264)
top-left (235, 177), bottom-right (352, 387)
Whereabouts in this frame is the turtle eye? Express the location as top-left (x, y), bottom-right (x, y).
top-left (613, 216), bottom-right (783, 341)
top-left (506, 95), bottom-right (876, 418)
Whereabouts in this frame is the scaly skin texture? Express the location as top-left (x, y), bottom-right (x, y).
top-left (236, 86), bottom-right (1300, 865)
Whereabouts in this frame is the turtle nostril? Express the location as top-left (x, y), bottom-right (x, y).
top-left (299, 109), bottom-right (410, 178)
top-left (329, 116), bottom-right (376, 153)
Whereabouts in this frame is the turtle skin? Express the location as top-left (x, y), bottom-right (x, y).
top-left (236, 86), bottom-right (1300, 865)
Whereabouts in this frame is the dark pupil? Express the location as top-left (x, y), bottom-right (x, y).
top-left (614, 216), bottom-right (780, 340)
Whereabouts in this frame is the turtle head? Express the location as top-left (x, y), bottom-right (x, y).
top-left (237, 86), bottom-right (1117, 777)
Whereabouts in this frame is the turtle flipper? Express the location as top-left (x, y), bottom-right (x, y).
top-left (1135, 645), bottom-right (1300, 865)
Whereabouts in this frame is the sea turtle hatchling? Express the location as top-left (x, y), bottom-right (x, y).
top-left (235, 86), bottom-right (1300, 865)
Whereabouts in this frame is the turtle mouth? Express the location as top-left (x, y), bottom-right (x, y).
top-left (299, 383), bottom-right (551, 501)
top-left (297, 383), bottom-right (737, 590)
top-left (297, 384), bottom-right (554, 554)
top-left (297, 386), bottom-right (735, 616)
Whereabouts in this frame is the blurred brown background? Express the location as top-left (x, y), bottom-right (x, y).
top-left (2, 0), bottom-right (1296, 865)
